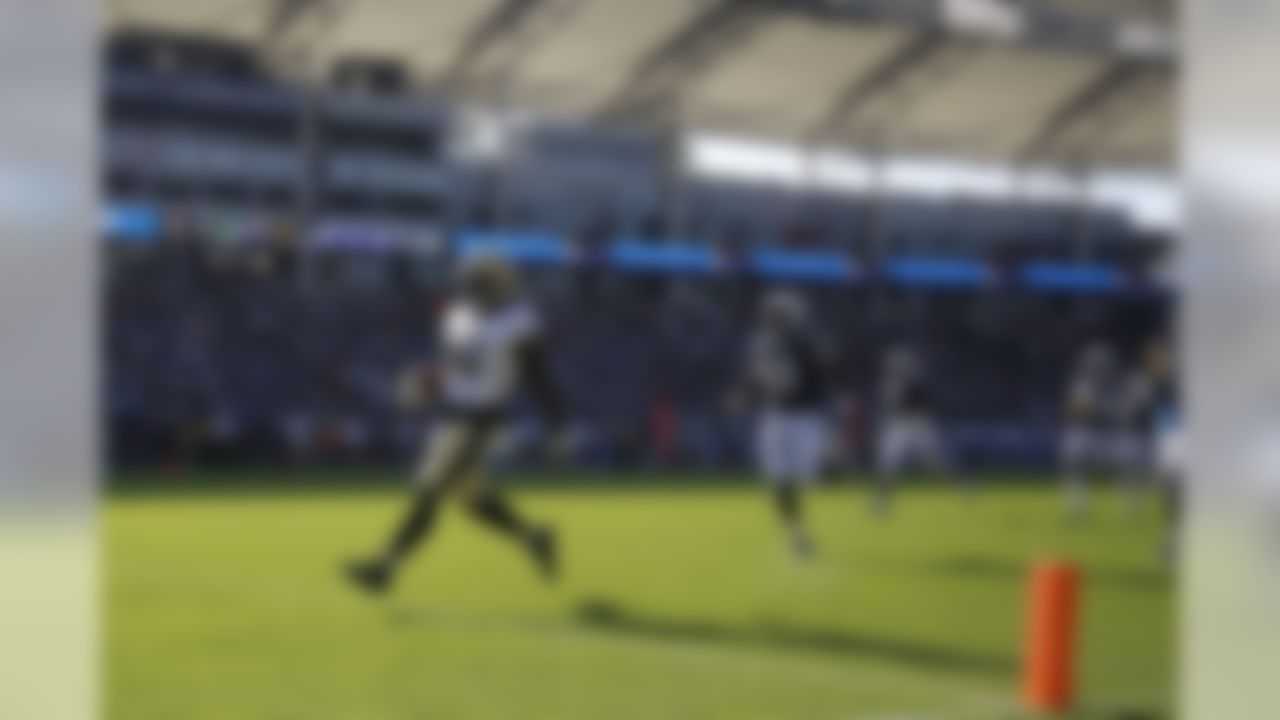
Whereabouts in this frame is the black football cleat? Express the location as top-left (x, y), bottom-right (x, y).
top-left (344, 558), bottom-right (394, 596)
top-left (526, 526), bottom-right (559, 583)
top-left (791, 533), bottom-right (817, 563)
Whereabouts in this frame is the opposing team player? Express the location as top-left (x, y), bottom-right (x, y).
top-left (1060, 341), bottom-right (1121, 520)
top-left (1114, 341), bottom-right (1169, 516)
top-left (346, 254), bottom-right (566, 595)
top-left (738, 290), bottom-right (833, 560)
top-left (1143, 339), bottom-right (1183, 562)
top-left (873, 344), bottom-right (947, 518)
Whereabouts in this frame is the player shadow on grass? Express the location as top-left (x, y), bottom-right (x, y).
top-left (572, 597), bottom-right (1013, 677)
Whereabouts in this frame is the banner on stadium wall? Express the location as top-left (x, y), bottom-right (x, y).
top-left (196, 210), bottom-right (279, 247)
top-left (452, 230), bottom-right (1135, 294)
top-left (750, 249), bottom-right (858, 283)
top-left (1022, 262), bottom-right (1124, 292)
top-left (103, 203), bottom-right (160, 242)
top-left (456, 231), bottom-right (573, 265)
top-left (310, 218), bottom-right (446, 255)
top-left (884, 258), bottom-right (992, 288)
top-left (101, 211), bottom-right (1136, 295)
top-left (103, 202), bottom-right (294, 247)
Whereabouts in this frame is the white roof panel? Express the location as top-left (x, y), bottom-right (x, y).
top-left (106, 0), bottom-right (1174, 168)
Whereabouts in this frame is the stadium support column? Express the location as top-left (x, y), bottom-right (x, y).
top-left (804, 30), bottom-right (956, 271)
top-left (288, 72), bottom-right (328, 288)
top-left (855, 138), bottom-right (891, 321)
top-left (260, 0), bottom-right (342, 277)
top-left (297, 83), bottom-right (324, 238)
top-left (659, 126), bottom-right (687, 241)
top-left (865, 137), bottom-right (890, 269)
top-left (446, 0), bottom-right (569, 233)
top-left (488, 98), bottom-right (516, 232)
top-left (479, 48), bottom-right (531, 232)
top-left (1055, 155), bottom-right (1097, 263)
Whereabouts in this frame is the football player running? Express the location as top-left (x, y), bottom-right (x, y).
top-left (345, 254), bottom-right (567, 595)
top-left (738, 290), bottom-right (834, 561)
top-left (1142, 339), bottom-right (1183, 562)
top-left (873, 345), bottom-right (948, 519)
top-left (1060, 341), bottom-right (1121, 521)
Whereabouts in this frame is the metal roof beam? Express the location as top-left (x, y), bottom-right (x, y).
top-left (440, 0), bottom-right (551, 88)
top-left (263, 0), bottom-right (329, 39)
top-left (597, 0), bottom-right (775, 124)
top-left (259, 0), bottom-right (342, 79)
top-left (1017, 58), bottom-right (1163, 162)
top-left (806, 30), bottom-right (947, 143)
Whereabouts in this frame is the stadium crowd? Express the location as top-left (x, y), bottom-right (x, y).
top-left (106, 224), bottom-right (1170, 474)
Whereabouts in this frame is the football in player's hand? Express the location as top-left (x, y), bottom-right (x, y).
top-left (393, 364), bottom-right (437, 411)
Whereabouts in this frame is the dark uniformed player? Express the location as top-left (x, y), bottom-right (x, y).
top-left (1143, 340), bottom-right (1183, 562)
top-left (874, 345), bottom-right (947, 518)
top-left (1061, 342), bottom-right (1122, 520)
top-left (1114, 341), bottom-right (1170, 517)
top-left (739, 289), bottom-right (834, 560)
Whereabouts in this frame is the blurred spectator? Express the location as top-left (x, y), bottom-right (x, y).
top-left (107, 233), bottom-right (1170, 472)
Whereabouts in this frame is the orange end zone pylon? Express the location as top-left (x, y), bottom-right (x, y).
top-left (1022, 560), bottom-right (1081, 714)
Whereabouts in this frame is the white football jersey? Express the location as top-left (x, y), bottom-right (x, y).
top-left (439, 300), bottom-right (540, 411)
top-left (748, 330), bottom-right (799, 401)
top-left (881, 350), bottom-right (925, 415)
top-left (1117, 370), bottom-right (1156, 427)
top-left (1067, 368), bottom-right (1116, 426)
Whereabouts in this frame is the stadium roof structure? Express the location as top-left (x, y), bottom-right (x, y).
top-left (107, 0), bottom-right (1176, 170)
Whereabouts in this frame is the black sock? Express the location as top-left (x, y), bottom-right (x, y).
top-left (469, 493), bottom-right (533, 541)
top-left (380, 490), bottom-right (441, 569)
top-left (1165, 482), bottom-right (1183, 528)
top-left (774, 486), bottom-right (802, 525)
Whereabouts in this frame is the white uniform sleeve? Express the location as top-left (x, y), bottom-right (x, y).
top-left (442, 303), bottom-right (468, 341)
top-left (507, 304), bottom-right (541, 346)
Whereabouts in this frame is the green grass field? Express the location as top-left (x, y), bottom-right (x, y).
top-left (107, 474), bottom-right (1173, 719)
